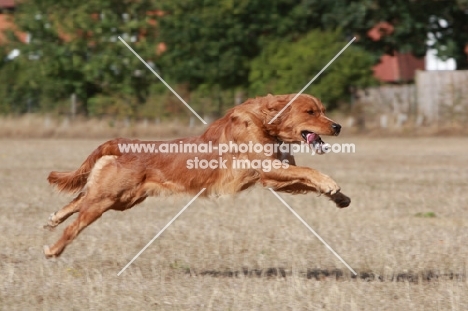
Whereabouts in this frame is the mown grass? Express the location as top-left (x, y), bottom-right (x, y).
top-left (0, 137), bottom-right (467, 310)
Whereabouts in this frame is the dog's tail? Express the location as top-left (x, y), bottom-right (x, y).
top-left (47, 138), bottom-right (128, 193)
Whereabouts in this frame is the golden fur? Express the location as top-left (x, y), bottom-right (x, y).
top-left (43, 94), bottom-right (350, 258)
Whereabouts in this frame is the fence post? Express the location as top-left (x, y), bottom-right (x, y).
top-left (70, 93), bottom-right (77, 120)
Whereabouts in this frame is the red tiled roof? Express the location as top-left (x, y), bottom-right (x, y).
top-left (373, 52), bottom-right (425, 82)
top-left (0, 0), bottom-right (15, 8)
top-left (367, 22), bottom-right (425, 82)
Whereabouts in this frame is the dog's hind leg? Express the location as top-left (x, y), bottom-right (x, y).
top-left (43, 197), bottom-right (114, 258)
top-left (43, 155), bottom-right (152, 258)
top-left (43, 193), bottom-right (84, 230)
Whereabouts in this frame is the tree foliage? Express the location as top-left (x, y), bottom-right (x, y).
top-left (1, 0), bottom-right (467, 116)
top-left (157, 0), bottom-right (319, 91)
top-left (249, 30), bottom-right (377, 108)
top-left (3, 0), bottom-right (160, 115)
top-left (315, 0), bottom-right (468, 69)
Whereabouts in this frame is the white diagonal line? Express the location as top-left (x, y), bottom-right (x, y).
top-left (117, 188), bottom-right (206, 276)
top-left (118, 36), bottom-right (207, 125)
top-left (269, 188), bottom-right (357, 275)
top-left (268, 37), bottom-right (356, 124)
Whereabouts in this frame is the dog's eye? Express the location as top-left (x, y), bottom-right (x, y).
top-left (307, 110), bottom-right (315, 115)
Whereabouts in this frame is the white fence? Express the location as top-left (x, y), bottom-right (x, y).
top-left (357, 70), bottom-right (468, 127)
top-left (416, 70), bottom-right (468, 123)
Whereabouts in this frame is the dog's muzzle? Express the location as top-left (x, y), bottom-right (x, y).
top-left (332, 123), bottom-right (341, 136)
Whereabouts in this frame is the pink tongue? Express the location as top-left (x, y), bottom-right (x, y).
top-left (306, 133), bottom-right (316, 144)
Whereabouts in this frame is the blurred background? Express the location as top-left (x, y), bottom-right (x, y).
top-left (1, 3), bottom-right (468, 308)
top-left (0, 0), bottom-right (467, 137)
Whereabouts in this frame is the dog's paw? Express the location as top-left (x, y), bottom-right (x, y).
top-left (43, 212), bottom-right (58, 231)
top-left (329, 192), bottom-right (351, 208)
top-left (317, 175), bottom-right (340, 195)
top-left (43, 245), bottom-right (55, 259)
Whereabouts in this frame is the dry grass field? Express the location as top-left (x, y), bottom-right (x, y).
top-left (1, 136), bottom-right (467, 310)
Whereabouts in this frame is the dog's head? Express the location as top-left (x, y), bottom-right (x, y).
top-left (261, 94), bottom-right (341, 152)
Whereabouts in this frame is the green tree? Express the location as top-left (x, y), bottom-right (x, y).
top-left (426, 0), bottom-right (468, 69)
top-left (4, 0), bottom-right (160, 115)
top-left (0, 46), bottom-right (42, 113)
top-left (249, 30), bottom-right (376, 109)
top-left (314, 0), bottom-right (468, 69)
top-left (157, 0), bottom-right (319, 96)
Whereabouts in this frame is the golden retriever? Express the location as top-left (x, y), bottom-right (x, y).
top-left (43, 93), bottom-right (350, 258)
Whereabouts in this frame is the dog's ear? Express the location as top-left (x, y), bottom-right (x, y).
top-left (223, 108), bottom-right (261, 142)
top-left (264, 94), bottom-right (282, 111)
top-left (265, 94), bottom-right (296, 111)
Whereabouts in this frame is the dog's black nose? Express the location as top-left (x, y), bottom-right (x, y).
top-left (332, 123), bottom-right (341, 135)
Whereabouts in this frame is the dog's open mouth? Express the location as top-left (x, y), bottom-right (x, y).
top-left (301, 131), bottom-right (325, 154)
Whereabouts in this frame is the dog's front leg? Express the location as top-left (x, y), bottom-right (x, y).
top-left (261, 166), bottom-right (340, 194)
top-left (260, 166), bottom-right (350, 208)
top-left (326, 192), bottom-right (351, 208)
